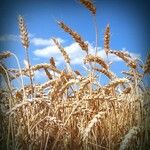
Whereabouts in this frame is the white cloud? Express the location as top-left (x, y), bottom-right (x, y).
top-left (33, 41), bottom-right (86, 65)
top-left (0, 34), bottom-right (19, 41)
top-left (34, 69), bottom-right (59, 82)
top-left (130, 52), bottom-right (140, 60)
top-left (97, 50), bottom-right (122, 62)
top-left (31, 38), bottom-right (52, 46)
top-left (33, 37), bottom-right (140, 66)
top-left (34, 45), bottom-right (59, 56)
top-left (121, 48), bottom-right (140, 59)
top-left (0, 33), bottom-right (34, 42)
top-left (65, 42), bottom-right (86, 65)
top-left (31, 37), bottom-right (64, 46)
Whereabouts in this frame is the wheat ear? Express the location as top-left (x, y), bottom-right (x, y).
top-left (57, 21), bottom-right (88, 53)
top-left (80, 0), bottom-right (96, 15)
top-left (18, 15), bottom-right (34, 97)
top-left (94, 67), bottom-right (115, 80)
top-left (84, 54), bottom-right (109, 70)
top-left (50, 57), bottom-right (56, 68)
top-left (0, 51), bottom-right (11, 60)
top-left (83, 111), bottom-right (106, 141)
top-left (144, 53), bottom-right (150, 74)
top-left (106, 78), bottom-right (129, 88)
top-left (110, 50), bottom-right (137, 69)
top-left (104, 24), bottom-right (110, 55)
top-left (52, 38), bottom-right (70, 64)
top-left (119, 126), bottom-right (140, 150)
top-left (10, 63), bottom-right (61, 79)
top-left (18, 15), bottom-right (29, 49)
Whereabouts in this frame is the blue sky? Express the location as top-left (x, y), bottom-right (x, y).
top-left (0, 0), bottom-right (150, 85)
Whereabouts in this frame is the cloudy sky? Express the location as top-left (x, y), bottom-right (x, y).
top-left (0, 0), bottom-right (150, 85)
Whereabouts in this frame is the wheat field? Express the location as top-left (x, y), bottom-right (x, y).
top-left (0, 0), bottom-right (150, 150)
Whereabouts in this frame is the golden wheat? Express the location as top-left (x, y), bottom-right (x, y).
top-left (119, 126), bottom-right (141, 150)
top-left (0, 51), bottom-right (11, 60)
top-left (144, 53), bottom-right (150, 74)
top-left (104, 24), bottom-right (110, 55)
top-left (80, 0), bottom-right (96, 15)
top-left (58, 21), bottom-right (88, 53)
top-left (18, 15), bottom-right (29, 49)
top-left (53, 38), bottom-right (70, 64)
top-left (94, 67), bottom-right (115, 79)
top-left (110, 50), bottom-right (137, 69)
top-left (84, 54), bottom-right (109, 70)
top-left (0, 1), bottom-right (149, 150)
top-left (83, 111), bottom-right (106, 140)
top-left (50, 57), bottom-right (56, 68)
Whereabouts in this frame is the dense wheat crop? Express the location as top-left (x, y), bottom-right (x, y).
top-left (0, 0), bottom-right (150, 149)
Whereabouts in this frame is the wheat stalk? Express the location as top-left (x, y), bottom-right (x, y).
top-left (18, 15), bottom-right (34, 98)
top-left (8, 64), bottom-right (61, 82)
top-left (1, 1), bottom-right (149, 149)
top-left (44, 68), bottom-right (53, 80)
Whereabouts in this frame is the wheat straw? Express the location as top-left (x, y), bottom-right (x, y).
top-left (18, 15), bottom-right (34, 98)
